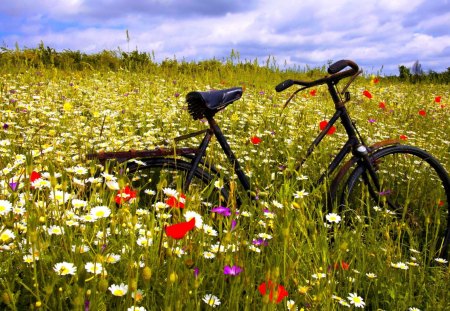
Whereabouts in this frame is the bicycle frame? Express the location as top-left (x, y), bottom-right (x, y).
top-left (181, 80), bottom-right (393, 199)
top-left (86, 77), bottom-right (397, 201)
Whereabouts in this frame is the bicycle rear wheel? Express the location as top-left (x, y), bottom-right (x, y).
top-left (341, 145), bottom-right (450, 260)
top-left (126, 158), bottom-right (228, 214)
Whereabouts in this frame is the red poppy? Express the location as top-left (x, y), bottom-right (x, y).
top-left (399, 134), bottom-right (408, 141)
top-left (250, 136), bottom-right (262, 145)
top-left (372, 77), bottom-right (380, 84)
top-left (166, 193), bottom-right (186, 208)
top-left (165, 218), bottom-right (195, 239)
top-left (418, 109), bottom-right (426, 116)
top-left (378, 102), bottom-right (386, 109)
top-left (309, 89), bottom-right (317, 96)
top-left (115, 186), bottom-right (137, 204)
top-left (319, 120), bottom-right (336, 135)
top-left (438, 200), bottom-right (444, 207)
top-left (30, 171), bottom-right (41, 183)
top-left (435, 96), bottom-right (441, 103)
top-left (363, 90), bottom-right (372, 99)
top-left (258, 280), bottom-right (288, 304)
top-left (333, 261), bottom-right (350, 270)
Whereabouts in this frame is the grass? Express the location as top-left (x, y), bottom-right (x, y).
top-left (0, 60), bottom-right (449, 310)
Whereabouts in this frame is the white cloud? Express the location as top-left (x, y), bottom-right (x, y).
top-left (1, 0), bottom-right (449, 74)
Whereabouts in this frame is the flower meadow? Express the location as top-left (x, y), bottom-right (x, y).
top-left (0, 61), bottom-right (449, 310)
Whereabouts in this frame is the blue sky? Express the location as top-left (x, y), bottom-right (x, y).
top-left (1, 0), bottom-right (449, 75)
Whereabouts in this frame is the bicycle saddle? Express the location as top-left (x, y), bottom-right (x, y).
top-left (186, 87), bottom-right (242, 120)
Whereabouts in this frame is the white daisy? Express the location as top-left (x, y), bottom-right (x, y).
top-left (105, 253), bottom-right (121, 264)
top-left (50, 190), bottom-right (71, 204)
top-left (434, 257), bottom-right (448, 264)
top-left (90, 206), bottom-right (111, 218)
top-left (85, 262), bottom-right (104, 275)
top-left (53, 262), bottom-right (77, 276)
top-left (108, 283), bottom-right (128, 296)
top-left (0, 200), bottom-right (13, 215)
top-left (326, 213), bottom-right (341, 224)
top-left (72, 199), bottom-right (88, 209)
top-left (347, 293), bottom-right (365, 308)
top-left (184, 210), bottom-right (203, 228)
top-left (136, 236), bottom-right (153, 247)
top-left (391, 261), bottom-right (409, 270)
top-left (293, 189), bottom-right (309, 199)
top-left (47, 225), bottom-right (64, 235)
top-left (202, 294), bottom-right (221, 308)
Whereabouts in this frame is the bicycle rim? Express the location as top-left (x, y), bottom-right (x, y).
top-left (342, 145), bottom-right (450, 261)
top-left (127, 158), bottom-right (228, 214)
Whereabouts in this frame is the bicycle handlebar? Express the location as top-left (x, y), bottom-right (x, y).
top-left (275, 59), bottom-right (359, 92)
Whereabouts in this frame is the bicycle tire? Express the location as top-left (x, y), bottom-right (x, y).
top-left (126, 157), bottom-right (229, 214)
top-left (341, 145), bottom-right (450, 260)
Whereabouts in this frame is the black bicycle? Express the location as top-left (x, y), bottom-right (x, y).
top-left (88, 60), bottom-right (450, 260)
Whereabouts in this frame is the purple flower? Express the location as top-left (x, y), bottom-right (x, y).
top-left (231, 219), bottom-right (237, 231)
top-left (84, 299), bottom-right (90, 311)
top-left (174, 92), bottom-right (180, 97)
top-left (193, 267), bottom-right (199, 278)
top-left (211, 206), bottom-right (231, 216)
top-left (223, 265), bottom-right (242, 276)
top-left (379, 189), bottom-right (392, 196)
top-left (3, 123), bottom-right (8, 130)
top-left (9, 182), bottom-right (18, 191)
top-left (252, 238), bottom-right (269, 246)
top-left (368, 118), bottom-right (376, 123)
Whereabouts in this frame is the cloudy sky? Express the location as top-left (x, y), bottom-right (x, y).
top-left (1, 0), bottom-right (449, 75)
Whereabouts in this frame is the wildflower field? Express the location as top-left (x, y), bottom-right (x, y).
top-left (0, 58), bottom-right (449, 310)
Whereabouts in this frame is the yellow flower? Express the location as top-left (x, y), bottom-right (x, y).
top-left (298, 285), bottom-right (309, 295)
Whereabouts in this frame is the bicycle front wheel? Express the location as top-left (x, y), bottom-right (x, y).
top-left (126, 158), bottom-right (228, 214)
top-left (341, 145), bottom-right (450, 260)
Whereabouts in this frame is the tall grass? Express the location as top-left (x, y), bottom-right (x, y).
top-left (0, 54), bottom-right (449, 310)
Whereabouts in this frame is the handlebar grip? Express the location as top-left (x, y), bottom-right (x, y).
top-left (328, 60), bottom-right (359, 74)
top-left (275, 79), bottom-right (294, 92)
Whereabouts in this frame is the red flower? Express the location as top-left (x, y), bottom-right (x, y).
top-left (309, 89), bottom-right (317, 96)
top-left (165, 218), bottom-right (195, 239)
top-left (435, 96), bottom-right (441, 103)
top-left (258, 280), bottom-right (288, 304)
top-left (399, 134), bottom-right (408, 141)
top-left (250, 136), bottom-right (262, 145)
top-left (333, 261), bottom-right (350, 270)
top-left (372, 77), bottom-right (380, 84)
top-left (378, 102), bottom-right (386, 109)
top-left (30, 171), bottom-right (41, 183)
top-left (319, 120), bottom-right (336, 135)
top-left (363, 90), bottom-right (372, 99)
top-left (418, 109), bottom-right (426, 116)
top-left (166, 193), bottom-right (186, 208)
top-left (115, 186), bottom-right (137, 204)
top-left (438, 200), bottom-right (445, 207)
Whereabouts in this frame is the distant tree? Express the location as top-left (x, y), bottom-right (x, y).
top-left (398, 65), bottom-right (411, 79)
top-left (411, 60), bottom-right (423, 76)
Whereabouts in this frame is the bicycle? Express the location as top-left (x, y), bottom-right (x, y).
top-left (87, 59), bottom-right (450, 260)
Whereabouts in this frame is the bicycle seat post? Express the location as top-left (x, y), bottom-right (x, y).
top-left (206, 116), bottom-right (251, 192)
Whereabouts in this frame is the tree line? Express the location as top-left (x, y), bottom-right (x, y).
top-left (1, 43), bottom-right (449, 83)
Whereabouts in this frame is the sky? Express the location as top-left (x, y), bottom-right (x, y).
top-left (0, 0), bottom-right (449, 75)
